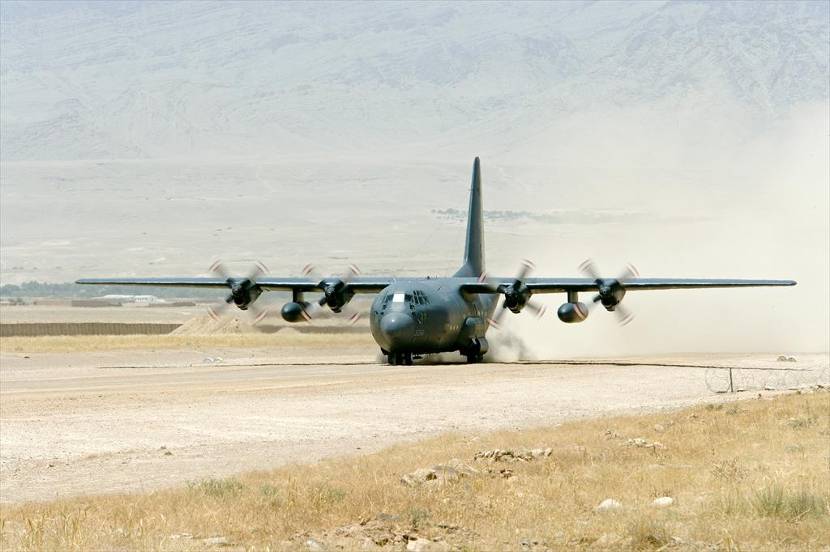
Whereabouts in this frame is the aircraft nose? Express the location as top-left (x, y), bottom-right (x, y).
top-left (379, 312), bottom-right (415, 347)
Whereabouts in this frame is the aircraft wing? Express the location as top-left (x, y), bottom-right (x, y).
top-left (460, 277), bottom-right (796, 294)
top-left (75, 276), bottom-right (394, 293)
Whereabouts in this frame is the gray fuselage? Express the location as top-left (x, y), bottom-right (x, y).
top-left (369, 278), bottom-right (498, 355)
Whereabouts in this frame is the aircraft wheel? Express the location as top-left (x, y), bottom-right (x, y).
top-left (387, 353), bottom-right (397, 366)
top-left (404, 353), bottom-right (413, 365)
top-left (465, 353), bottom-right (483, 364)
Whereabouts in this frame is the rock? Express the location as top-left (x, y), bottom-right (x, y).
top-left (401, 459), bottom-right (477, 487)
top-left (305, 537), bottom-right (326, 551)
top-left (203, 536), bottom-right (229, 546)
top-left (444, 458), bottom-right (479, 476)
top-left (406, 538), bottom-right (449, 552)
top-left (401, 468), bottom-right (439, 487)
top-left (528, 448), bottom-right (552, 459)
top-left (625, 438), bottom-right (665, 450)
top-left (333, 517), bottom-right (401, 547)
top-left (425, 465), bottom-right (461, 485)
top-left (652, 496), bottom-right (674, 508)
top-left (474, 447), bottom-right (552, 462)
top-left (595, 498), bottom-right (622, 512)
top-left (486, 467), bottom-right (514, 479)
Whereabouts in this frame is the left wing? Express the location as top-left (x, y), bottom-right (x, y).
top-left (461, 277), bottom-right (796, 294)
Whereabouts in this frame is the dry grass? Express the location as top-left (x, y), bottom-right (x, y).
top-left (0, 332), bottom-right (376, 354)
top-left (1, 391), bottom-right (828, 551)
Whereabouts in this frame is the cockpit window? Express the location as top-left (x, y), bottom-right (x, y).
top-left (388, 292), bottom-right (427, 306)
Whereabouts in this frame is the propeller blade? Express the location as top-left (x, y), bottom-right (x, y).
top-left (248, 302), bottom-right (272, 325)
top-left (487, 301), bottom-right (507, 329)
top-left (301, 301), bottom-right (323, 322)
top-left (617, 262), bottom-right (639, 283)
top-left (525, 300), bottom-right (547, 319)
top-left (615, 303), bottom-right (635, 326)
top-left (248, 260), bottom-right (269, 281)
top-left (302, 263), bottom-right (319, 280)
top-left (207, 299), bottom-right (232, 321)
top-left (578, 258), bottom-right (602, 281)
top-left (516, 258), bottom-right (535, 281)
top-left (209, 259), bottom-right (231, 280)
top-left (345, 264), bottom-right (361, 280)
top-left (210, 259), bottom-right (268, 282)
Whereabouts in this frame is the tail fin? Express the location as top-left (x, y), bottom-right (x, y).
top-left (454, 157), bottom-right (485, 277)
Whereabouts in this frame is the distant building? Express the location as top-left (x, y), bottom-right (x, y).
top-left (99, 294), bottom-right (167, 305)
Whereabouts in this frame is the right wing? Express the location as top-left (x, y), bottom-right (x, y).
top-left (75, 276), bottom-right (394, 293)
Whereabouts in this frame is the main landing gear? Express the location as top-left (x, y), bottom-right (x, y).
top-left (462, 337), bottom-right (486, 364)
top-left (385, 351), bottom-right (413, 365)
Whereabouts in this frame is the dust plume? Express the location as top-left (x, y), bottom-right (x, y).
top-left (486, 101), bottom-right (829, 358)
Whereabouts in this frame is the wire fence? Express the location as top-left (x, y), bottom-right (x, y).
top-left (705, 366), bottom-right (829, 393)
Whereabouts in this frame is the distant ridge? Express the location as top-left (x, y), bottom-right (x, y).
top-left (1, 1), bottom-right (827, 161)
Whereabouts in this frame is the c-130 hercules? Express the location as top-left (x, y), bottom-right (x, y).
top-left (78, 158), bottom-right (795, 365)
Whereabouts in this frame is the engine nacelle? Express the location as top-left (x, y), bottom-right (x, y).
top-left (597, 281), bottom-right (626, 311)
top-left (557, 302), bottom-right (589, 323)
top-left (319, 278), bottom-right (354, 313)
top-left (229, 279), bottom-right (261, 310)
top-left (281, 301), bottom-right (311, 323)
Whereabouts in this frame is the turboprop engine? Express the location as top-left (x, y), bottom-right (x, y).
top-left (227, 278), bottom-right (262, 310)
top-left (557, 302), bottom-right (589, 323)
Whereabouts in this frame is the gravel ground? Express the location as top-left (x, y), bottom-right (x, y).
top-left (1, 347), bottom-right (826, 504)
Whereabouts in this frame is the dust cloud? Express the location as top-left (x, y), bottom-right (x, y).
top-left (485, 102), bottom-right (829, 358)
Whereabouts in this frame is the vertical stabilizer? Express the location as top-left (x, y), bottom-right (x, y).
top-left (454, 157), bottom-right (485, 277)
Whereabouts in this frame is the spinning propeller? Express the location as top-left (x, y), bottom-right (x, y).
top-left (486, 259), bottom-right (546, 330)
top-left (578, 258), bottom-right (639, 326)
top-left (294, 263), bottom-right (363, 325)
top-left (206, 260), bottom-right (271, 325)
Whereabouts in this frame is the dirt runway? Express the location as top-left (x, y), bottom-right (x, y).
top-left (1, 346), bottom-right (826, 504)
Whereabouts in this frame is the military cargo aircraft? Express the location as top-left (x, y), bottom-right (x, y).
top-left (78, 158), bottom-right (795, 365)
